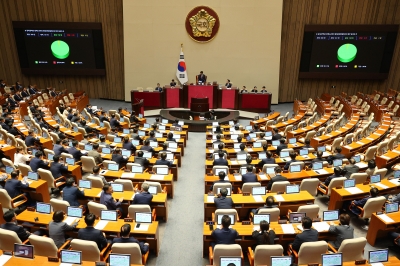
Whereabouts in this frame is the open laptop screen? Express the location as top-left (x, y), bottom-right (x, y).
top-left (109, 253), bottom-right (130, 266)
top-left (312, 162), bottom-right (323, 170)
top-left (271, 140), bottom-right (280, 146)
top-left (386, 202), bottom-right (399, 214)
top-left (156, 167), bottom-right (169, 175)
top-left (317, 146), bottom-right (326, 152)
top-left (333, 159), bottom-right (342, 167)
top-left (252, 186), bottom-right (266, 195)
top-left (36, 202), bottom-right (51, 214)
top-left (61, 250), bottom-right (82, 265)
top-left (289, 164), bottom-right (301, 173)
top-left (135, 212), bottom-right (152, 223)
top-left (323, 210), bottom-right (339, 221)
top-left (253, 142), bottom-right (262, 148)
top-left (111, 183), bottom-right (123, 192)
top-left (67, 207), bottom-right (83, 218)
top-left (286, 185), bottom-right (300, 194)
top-left (102, 147), bottom-right (111, 154)
top-left (121, 150), bottom-right (131, 157)
top-left (369, 249), bottom-right (389, 263)
top-left (237, 154), bottom-right (247, 160)
top-left (271, 256), bottom-right (292, 266)
top-left (344, 179), bottom-right (355, 188)
top-left (280, 151), bottom-right (289, 158)
top-left (79, 180), bottom-right (91, 189)
top-left (100, 210), bottom-right (118, 221)
top-left (370, 174), bottom-right (381, 184)
top-left (215, 168), bottom-right (228, 176)
top-left (148, 185), bottom-right (158, 195)
top-left (217, 214), bottom-right (235, 225)
top-left (253, 214), bottom-right (270, 224)
top-left (288, 138), bottom-right (296, 144)
top-left (27, 171), bottom-right (39, 181)
top-left (108, 164), bottom-right (119, 171)
top-left (66, 158), bottom-right (75, 165)
top-left (289, 212), bottom-right (306, 223)
top-left (14, 244), bottom-right (34, 259)
top-left (299, 149), bottom-right (309, 156)
top-left (322, 253), bottom-right (343, 266)
top-left (220, 256), bottom-right (242, 266)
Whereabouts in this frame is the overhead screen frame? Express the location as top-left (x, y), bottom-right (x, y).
top-left (12, 21), bottom-right (106, 76)
top-left (299, 24), bottom-right (399, 80)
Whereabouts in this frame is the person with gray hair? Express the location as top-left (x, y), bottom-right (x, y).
top-left (214, 187), bottom-right (233, 209)
top-left (343, 158), bottom-right (359, 179)
top-left (132, 183), bottom-right (153, 205)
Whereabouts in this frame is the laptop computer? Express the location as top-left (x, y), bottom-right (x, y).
top-left (245, 125), bottom-right (253, 130)
top-left (212, 122), bottom-right (219, 127)
top-left (265, 131), bottom-right (272, 137)
top-left (386, 202), bottom-right (399, 213)
top-left (253, 214), bottom-right (270, 224)
top-left (148, 185), bottom-right (158, 195)
top-left (217, 214), bottom-right (235, 225)
top-left (132, 140), bottom-right (140, 146)
top-left (36, 202), bottom-right (51, 214)
top-left (100, 210), bottom-right (118, 221)
top-left (143, 152), bottom-right (152, 159)
top-left (266, 167), bottom-right (275, 175)
top-left (131, 166), bottom-right (143, 173)
top-left (289, 164), bottom-right (301, 173)
top-left (27, 171), bottom-right (39, 181)
top-left (109, 253), bottom-right (131, 266)
top-left (249, 133), bottom-right (257, 139)
top-left (229, 121), bottom-right (234, 126)
top-left (270, 256), bottom-right (292, 266)
top-left (343, 179), bottom-right (355, 188)
top-left (217, 187), bottom-right (232, 196)
top-left (368, 249), bottom-right (389, 264)
top-left (113, 137), bottom-right (122, 143)
top-left (111, 183), bottom-right (124, 192)
top-left (162, 119), bottom-right (168, 124)
top-left (66, 158), bottom-right (75, 166)
top-left (231, 134), bottom-right (238, 140)
top-left (240, 168), bottom-right (247, 175)
top-left (280, 151), bottom-right (290, 159)
top-left (47, 153), bottom-right (54, 161)
top-left (84, 144), bottom-right (93, 151)
top-left (271, 140), bottom-right (280, 146)
top-left (215, 168), bottom-right (228, 176)
top-left (121, 149), bottom-right (131, 157)
top-left (394, 170), bottom-right (400, 179)
top-left (156, 167), bottom-right (169, 175)
top-left (67, 206), bottom-right (83, 218)
top-left (79, 180), bottom-right (91, 189)
top-left (143, 123), bottom-right (150, 129)
top-left (102, 148), bottom-right (111, 155)
top-left (138, 114), bottom-right (143, 118)
top-left (289, 212), bottom-right (306, 223)
top-left (220, 257), bottom-right (242, 266)
top-left (317, 146), bottom-right (326, 152)
top-left (14, 244), bottom-right (34, 259)
top-left (119, 117), bottom-right (125, 122)
top-left (155, 132), bottom-right (163, 138)
top-left (73, 126), bottom-right (78, 132)
top-left (108, 164), bottom-right (119, 171)
top-left (288, 138), bottom-right (296, 144)
top-left (166, 153), bottom-right (174, 160)
top-left (370, 174), bottom-right (381, 184)
top-left (252, 186), bottom-right (266, 195)
top-left (333, 159), bottom-right (343, 167)
top-left (286, 184), bottom-right (300, 194)
top-left (168, 142), bottom-right (178, 149)
top-left (312, 162), bottom-right (323, 171)
top-left (233, 143), bottom-right (241, 149)
top-left (135, 212), bottom-right (152, 224)
top-left (60, 250), bottom-right (82, 265)
top-left (237, 153), bottom-right (247, 161)
top-left (323, 210), bottom-right (339, 221)
top-left (150, 141), bottom-right (158, 148)
top-left (352, 155), bottom-right (361, 163)
top-left (299, 149), bottom-right (309, 156)
top-left (178, 121), bottom-right (184, 126)
top-left (123, 129), bottom-right (130, 134)
top-left (138, 131), bottom-right (146, 136)
top-left (253, 142), bottom-right (262, 148)
top-left (321, 253), bottom-right (343, 266)
top-left (258, 152), bottom-right (267, 159)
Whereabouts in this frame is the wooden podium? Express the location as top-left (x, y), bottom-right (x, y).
top-left (132, 99), bottom-right (144, 116)
top-left (190, 98), bottom-right (209, 112)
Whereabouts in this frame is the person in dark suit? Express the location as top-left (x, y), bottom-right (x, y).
top-left (210, 215), bottom-right (239, 249)
top-left (240, 86), bottom-right (248, 93)
top-left (25, 130), bottom-right (37, 147)
top-left (260, 86), bottom-right (267, 93)
top-left (78, 213), bottom-right (108, 250)
top-left (213, 151), bottom-right (228, 166)
top-left (99, 111), bottom-right (109, 123)
top-left (253, 196), bottom-right (277, 215)
top-left (291, 216), bottom-right (319, 252)
top-left (324, 167), bottom-right (343, 187)
top-left (155, 152), bottom-right (172, 167)
top-left (311, 151), bottom-right (325, 166)
top-left (54, 139), bottom-right (69, 156)
top-left (68, 140), bottom-right (84, 162)
top-left (283, 151), bottom-right (298, 170)
top-left (28, 85), bottom-right (36, 94)
top-left (50, 88), bottom-right (57, 98)
top-left (214, 188), bottom-right (233, 209)
top-left (66, 109), bottom-right (74, 121)
top-left (210, 171), bottom-right (230, 191)
top-left (4, 171), bottom-right (29, 199)
top-left (63, 178), bottom-right (84, 207)
top-left (251, 86), bottom-right (258, 93)
top-left (276, 138), bottom-right (288, 154)
top-left (29, 151), bottom-right (49, 172)
top-left (271, 128), bottom-right (282, 140)
top-left (100, 184), bottom-right (123, 213)
top-left (236, 143), bottom-right (248, 156)
top-left (110, 114), bottom-right (120, 128)
top-left (140, 140), bottom-right (155, 155)
top-left (132, 183), bottom-right (153, 205)
top-left (328, 213), bottom-right (354, 250)
top-left (170, 79), bottom-right (177, 86)
top-left (21, 87), bottom-right (30, 98)
top-left (87, 143), bottom-right (102, 165)
top-left (134, 151), bottom-right (149, 168)
top-left (112, 224), bottom-right (149, 254)
top-left (154, 83), bottom-right (163, 92)
top-left (343, 158), bottom-right (360, 179)
top-left (6, 94), bottom-right (17, 108)
top-left (225, 79), bottom-right (232, 88)
top-left (80, 120), bottom-right (94, 135)
top-left (37, 116), bottom-right (48, 129)
top-left (303, 139), bottom-right (312, 149)
top-left (0, 117), bottom-right (10, 131)
top-left (49, 210), bottom-right (79, 248)
top-left (330, 146), bottom-right (346, 160)
top-left (50, 155), bottom-right (68, 179)
top-left (252, 220), bottom-right (276, 249)
top-left (197, 71), bottom-right (206, 83)
top-left (1, 210), bottom-right (31, 241)
top-left (165, 132), bottom-right (176, 142)
top-left (13, 92), bottom-right (22, 102)
top-left (242, 166), bottom-right (257, 183)
top-left (267, 167), bottom-right (288, 191)
top-left (53, 125), bottom-right (66, 140)
top-left (349, 187), bottom-right (379, 216)
top-left (111, 149), bottom-right (128, 169)
top-left (258, 151), bottom-right (276, 168)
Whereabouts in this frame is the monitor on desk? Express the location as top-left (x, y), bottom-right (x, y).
top-left (280, 151), bottom-right (290, 158)
top-left (253, 142), bottom-right (262, 148)
top-left (32, 149), bottom-right (38, 157)
top-left (14, 244), bottom-right (34, 259)
top-left (61, 250), bottom-right (82, 265)
top-left (245, 125), bottom-right (253, 131)
top-left (265, 131), bottom-right (272, 137)
top-left (109, 253), bottom-right (130, 266)
top-left (229, 121), bottom-right (234, 126)
top-left (100, 210), bottom-right (118, 221)
top-left (114, 137), bottom-right (122, 143)
top-left (299, 148), bottom-right (309, 156)
top-left (162, 119), bottom-right (168, 124)
top-left (252, 186), bottom-right (266, 195)
top-left (271, 140), bottom-right (280, 146)
top-left (333, 159), bottom-right (342, 167)
top-left (289, 164), bottom-right (301, 173)
top-left (143, 123), bottom-right (150, 129)
top-left (132, 140), bottom-right (140, 146)
top-left (121, 149), bottom-right (131, 157)
top-left (67, 206), bottom-right (83, 218)
top-left (237, 154), bottom-right (247, 161)
top-left (231, 134), bottom-right (238, 140)
top-left (36, 202), bottom-right (51, 214)
top-left (288, 138), bottom-right (296, 144)
top-left (111, 183), bottom-right (124, 192)
top-left (258, 152), bottom-right (267, 159)
top-left (73, 126), bottom-right (78, 132)
top-left (168, 142), bottom-right (178, 149)
top-left (213, 143), bottom-right (220, 150)
top-left (217, 187), bottom-right (231, 196)
top-left (212, 122), bottom-right (219, 127)
top-left (27, 171), bottom-right (38, 181)
top-left (155, 132), bottom-right (163, 138)
top-left (321, 253), bottom-right (343, 266)
top-left (108, 164), bottom-right (119, 171)
top-left (233, 143), bottom-right (241, 149)
top-left (173, 134), bottom-right (180, 139)
top-left (156, 167), bottom-right (169, 175)
top-left (266, 167), bottom-right (275, 174)
top-left (143, 152), bottom-right (152, 159)
top-left (100, 122), bottom-right (104, 127)
top-left (312, 162), bottom-right (323, 170)
top-left (240, 168), bottom-right (247, 175)
top-left (138, 114), bottom-right (143, 118)
top-left (271, 256), bottom-right (292, 266)
top-left (131, 166), bottom-right (143, 173)
top-left (394, 170), bottom-right (400, 179)
top-left (253, 214), bottom-right (270, 224)
top-left (178, 121), bottom-right (184, 126)
top-left (158, 125), bottom-right (166, 131)
top-left (323, 210), bottom-right (339, 221)
top-left (370, 174), bottom-right (381, 184)
top-left (135, 212), bottom-right (152, 223)
top-left (289, 212), bottom-right (306, 223)
top-left (343, 179), bottom-right (355, 188)
top-left (386, 202), bottom-right (399, 214)
top-left (102, 147), bottom-right (111, 154)
top-left (66, 158), bottom-right (75, 166)
top-left (215, 168), bottom-right (228, 176)
top-left (47, 153), bottom-right (54, 161)
top-left (123, 129), bottom-right (130, 134)
top-left (119, 117), bottom-right (124, 122)
top-left (138, 130), bottom-right (146, 136)
top-left (150, 141), bottom-right (158, 148)
top-left (368, 249), bottom-right (389, 264)
top-left (166, 153), bottom-right (174, 160)
top-left (84, 144), bottom-right (93, 151)
top-left (249, 133), bottom-right (257, 139)
top-left (79, 180), bottom-right (91, 189)
top-left (217, 214), bottom-right (235, 225)
top-left (220, 256), bottom-right (241, 266)
top-left (352, 155), bottom-right (361, 163)
top-left (317, 146), bottom-right (326, 152)
top-left (148, 185), bottom-right (158, 195)
top-left (286, 184), bottom-right (300, 194)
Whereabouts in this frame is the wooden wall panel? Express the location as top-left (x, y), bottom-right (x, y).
top-left (0, 0), bottom-right (124, 100)
top-left (279, 0), bottom-right (400, 102)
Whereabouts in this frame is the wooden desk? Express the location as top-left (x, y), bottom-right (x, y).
top-left (366, 212), bottom-right (400, 246)
top-left (267, 112), bottom-right (306, 131)
top-left (84, 188), bottom-right (169, 221)
top-left (204, 174), bottom-right (271, 194)
top-left (250, 112), bottom-right (280, 126)
top-left (286, 113), bottom-right (331, 139)
top-left (0, 142), bottom-right (16, 161)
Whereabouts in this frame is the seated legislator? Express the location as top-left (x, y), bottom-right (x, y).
top-left (88, 143), bottom-right (103, 165)
top-left (260, 86), bottom-right (267, 93)
top-left (68, 140), bottom-right (84, 162)
top-left (252, 196), bottom-right (277, 215)
top-left (140, 140), bottom-right (155, 155)
top-left (291, 216), bottom-right (319, 252)
top-left (99, 111), bottom-right (109, 123)
top-left (210, 171), bottom-right (230, 191)
top-left (147, 131), bottom-right (157, 142)
top-left (134, 151), bottom-right (150, 168)
top-left (240, 86), bottom-right (248, 93)
top-left (210, 215), bottom-right (239, 249)
top-left (197, 71), bottom-right (207, 84)
top-left (50, 155), bottom-right (68, 179)
top-left (122, 136), bottom-right (136, 153)
top-left (14, 147), bottom-right (30, 167)
top-left (1, 210), bottom-right (31, 241)
top-left (214, 126), bottom-right (223, 134)
top-left (214, 144), bottom-right (228, 157)
top-left (343, 158), bottom-right (359, 179)
top-left (365, 159), bottom-right (378, 177)
top-left (112, 224), bottom-right (150, 254)
top-left (81, 120), bottom-right (94, 135)
top-left (251, 86), bottom-right (258, 93)
top-left (170, 79), bottom-right (177, 86)
top-left (110, 114), bottom-right (120, 128)
top-left (54, 139), bottom-right (69, 156)
top-left (329, 147), bottom-right (346, 161)
top-left (267, 167), bottom-right (287, 191)
top-left (53, 125), bottom-right (67, 140)
top-left (155, 152), bottom-right (172, 167)
top-left (242, 155), bottom-right (255, 170)
top-left (213, 134), bottom-right (223, 144)
top-left (100, 184), bottom-right (123, 213)
top-left (283, 151), bottom-right (298, 170)
top-left (25, 129), bottom-right (36, 148)
top-left (236, 143), bottom-right (248, 155)
top-left (154, 83), bottom-right (163, 92)
top-left (348, 187), bottom-right (379, 215)
top-left (324, 167), bottom-right (343, 187)
top-left (98, 136), bottom-right (110, 147)
top-left (129, 111), bottom-right (139, 124)
top-left (328, 213), bottom-right (354, 250)
top-left (252, 220), bottom-right (276, 249)
top-left (214, 188), bottom-right (233, 209)
top-left (172, 119), bottom-right (181, 127)
top-left (63, 178), bottom-right (85, 207)
top-left (29, 151), bottom-right (49, 172)
top-left (88, 166), bottom-right (109, 185)
top-left (276, 138), bottom-right (288, 154)
top-left (303, 139), bottom-right (312, 149)
top-left (271, 128), bottom-right (282, 140)
top-left (112, 149), bottom-right (128, 169)
top-left (132, 183), bottom-right (153, 205)
top-left (166, 132), bottom-right (176, 142)
top-left (225, 79), bottom-right (232, 88)
top-left (49, 210), bottom-right (79, 248)
top-left (258, 151), bottom-right (276, 168)
top-left (213, 151), bottom-right (228, 166)
top-left (4, 170), bottom-right (29, 199)
top-left (311, 151), bottom-right (325, 166)
top-left (242, 166), bottom-right (257, 183)
top-left (78, 213), bottom-right (108, 251)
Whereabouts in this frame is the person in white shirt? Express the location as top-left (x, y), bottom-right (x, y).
top-left (14, 147), bottom-right (30, 167)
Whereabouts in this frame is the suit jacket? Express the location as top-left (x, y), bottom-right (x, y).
top-left (242, 173), bottom-right (257, 183)
top-left (99, 115), bottom-right (109, 122)
top-left (154, 86), bottom-right (163, 92)
top-left (292, 228), bottom-right (319, 252)
top-left (140, 146), bottom-right (154, 154)
top-left (122, 141), bottom-right (136, 152)
top-left (67, 114), bottom-right (73, 120)
top-left (350, 196), bottom-right (370, 215)
top-left (134, 157), bottom-right (149, 167)
top-left (25, 135), bottom-right (36, 147)
top-left (267, 175), bottom-right (288, 190)
top-left (100, 191), bottom-right (121, 210)
top-left (63, 186), bottom-right (84, 207)
top-left (225, 83), bottom-right (232, 88)
top-left (324, 174), bottom-right (340, 186)
top-left (155, 159), bottom-right (172, 167)
top-left (21, 91), bottom-right (29, 97)
top-left (110, 118), bottom-right (120, 128)
top-left (112, 154), bottom-right (127, 168)
top-left (4, 179), bottom-right (29, 198)
top-left (54, 144), bottom-right (69, 156)
top-left (284, 159), bottom-right (298, 170)
top-left (133, 191), bottom-right (153, 205)
top-left (258, 158), bottom-right (276, 168)
top-left (49, 221), bottom-right (77, 248)
top-left (214, 196), bottom-right (233, 209)
top-left (198, 74), bottom-right (206, 83)
top-left (29, 157), bottom-right (49, 172)
top-left (50, 91), bottom-right (57, 97)
top-left (272, 133), bottom-right (282, 140)
top-left (87, 150), bottom-right (102, 165)
top-left (112, 237), bottom-right (149, 254)
top-left (277, 144), bottom-right (288, 154)
top-left (50, 162), bottom-right (68, 178)
top-left (211, 228), bottom-right (239, 245)
top-left (78, 227), bottom-right (108, 250)
top-left (252, 229), bottom-right (276, 247)
top-left (328, 224), bottom-right (354, 249)
top-left (38, 121), bottom-right (48, 129)
top-left (68, 147), bottom-right (83, 161)
top-left (83, 125), bottom-right (94, 134)
top-left (344, 164), bottom-right (359, 179)
top-left (1, 222), bottom-right (30, 241)
top-left (213, 158), bottom-right (228, 166)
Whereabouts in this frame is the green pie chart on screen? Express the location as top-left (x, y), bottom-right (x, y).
top-left (337, 43), bottom-right (357, 63)
top-left (51, 40), bottom-right (70, 59)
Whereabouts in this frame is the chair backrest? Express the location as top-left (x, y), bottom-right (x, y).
top-left (360, 196), bottom-right (386, 219)
top-left (388, 137), bottom-right (396, 151)
top-left (212, 166), bottom-right (229, 175)
top-left (103, 121), bottom-right (111, 133)
top-left (289, 161), bottom-right (305, 169)
top-left (2, 158), bottom-right (15, 169)
top-left (337, 237), bottom-right (366, 262)
top-left (15, 139), bottom-right (27, 153)
top-left (69, 93), bottom-right (74, 100)
top-left (262, 164), bottom-right (279, 174)
top-left (297, 241), bottom-right (328, 265)
top-left (0, 228), bottom-right (22, 250)
top-left (380, 97), bottom-right (387, 105)
top-left (81, 156), bottom-right (96, 173)
top-left (213, 244), bottom-right (242, 266)
top-left (114, 179), bottom-right (135, 191)
top-left (152, 165), bottom-right (169, 174)
top-left (18, 163), bottom-right (32, 177)
top-left (102, 160), bottom-right (116, 169)
top-left (254, 244), bottom-right (283, 266)
top-left (342, 133), bottom-right (354, 145)
top-left (128, 204), bottom-right (151, 219)
top-left (108, 109), bottom-right (117, 116)
top-left (241, 182), bottom-right (261, 194)
top-left (38, 169), bottom-right (56, 189)
top-left (143, 181), bottom-right (162, 193)
top-left (126, 163), bottom-right (142, 172)
top-left (61, 152), bottom-right (73, 162)
top-left (86, 176), bottom-right (104, 188)
top-left (214, 209), bottom-right (238, 224)
top-left (111, 243), bottom-right (143, 265)
top-left (78, 127), bottom-right (86, 135)
top-left (377, 140), bottom-right (389, 155)
top-left (257, 208), bottom-right (280, 222)
top-left (297, 204), bottom-right (319, 219)
top-left (70, 239), bottom-right (100, 261)
top-left (28, 234), bottom-right (58, 257)
top-left (212, 182), bottom-right (232, 195)
top-left (87, 201), bottom-right (107, 218)
top-left (330, 137), bottom-right (343, 151)
top-left (300, 178), bottom-right (320, 196)
top-left (270, 181), bottom-right (290, 193)
top-left (43, 148), bottom-right (55, 158)
top-left (304, 130), bottom-right (316, 140)
top-left (364, 146), bottom-right (377, 162)
top-left (392, 104), bottom-right (399, 113)
top-left (327, 177), bottom-right (347, 196)
top-left (374, 168), bottom-right (387, 180)
top-left (50, 198), bottom-right (70, 213)
top-left (50, 132), bottom-right (59, 143)
top-left (349, 173), bottom-right (368, 184)
top-left (6, 133), bottom-right (17, 146)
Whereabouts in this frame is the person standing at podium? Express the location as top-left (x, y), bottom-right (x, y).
top-left (197, 71), bottom-right (206, 84)
top-left (170, 79), bottom-right (177, 86)
top-left (240, 86), bottom-right (248, 93)
top-left (155, 83), bottom-right (163, 92)
top-left (225, 79), bottom-right (232, 88)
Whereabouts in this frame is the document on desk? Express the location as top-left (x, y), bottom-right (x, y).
top-left (373, 183), bottom-right (389, 189)
top-left (312, 222), bottom-right (330, 232)
top-left (247, 148), bottom-right (253, 152)
top-left (258, 174), bottom-right (268, 180)
top-left (273, 195), bottom-right (285, 202)
top-left (253, 195), bottom-right (264, 202)
top-left (380, 155), bottom-right (391, 160)
top-left (233, 174), bottom-right (242, 181)
top-left (344, 187), bottom-right (364, 194)
top-left (134, 224), bottom-right (149, 231)
top-left (355, 163), bottom-right (368, 168)
top-left (233, 149), bottom-right (240, 153)
top-left (367, 137), bottom-right (375, 141)
top-left (389, 179), bottom-right (400, 185)
top-left (344, 145), bottom-right (352, 149)
top-left (94, 220), bottom-right (108, 230)
top-left (207, 196), bottom-right (215, 203)
top-left (370, 263), bottom-right (384, 266)
top-left (281, 224), bottom-right (295, 234)
top-left (378, 214), bottom-right (395, 223)
top-left (64, 216), bottom-right (77, 225)
top-left (230, 160), bottom-right (238, 165)
top-left (60, 263), bottom-right (74, 266)
top-left (356, 141), bottom-right (365, 145)
top-left (314, 169), bottom-right (329, 175)
top-left (0, 254), bottom-right (12, 265)
top-left (121, 173), bottom-right (135, 179)
top-left (208, 149), bottom-right (214, 153)
top-left (150, 175), bottom-right (165, 180)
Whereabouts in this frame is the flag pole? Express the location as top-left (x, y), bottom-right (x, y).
top-left (181, 43), bottom-right (183, 51)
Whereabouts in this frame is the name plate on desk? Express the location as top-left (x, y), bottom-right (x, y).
top-left (242, 192), bottom-right (250, 196)
top-left (124, 218), bottom-right (133, 222)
